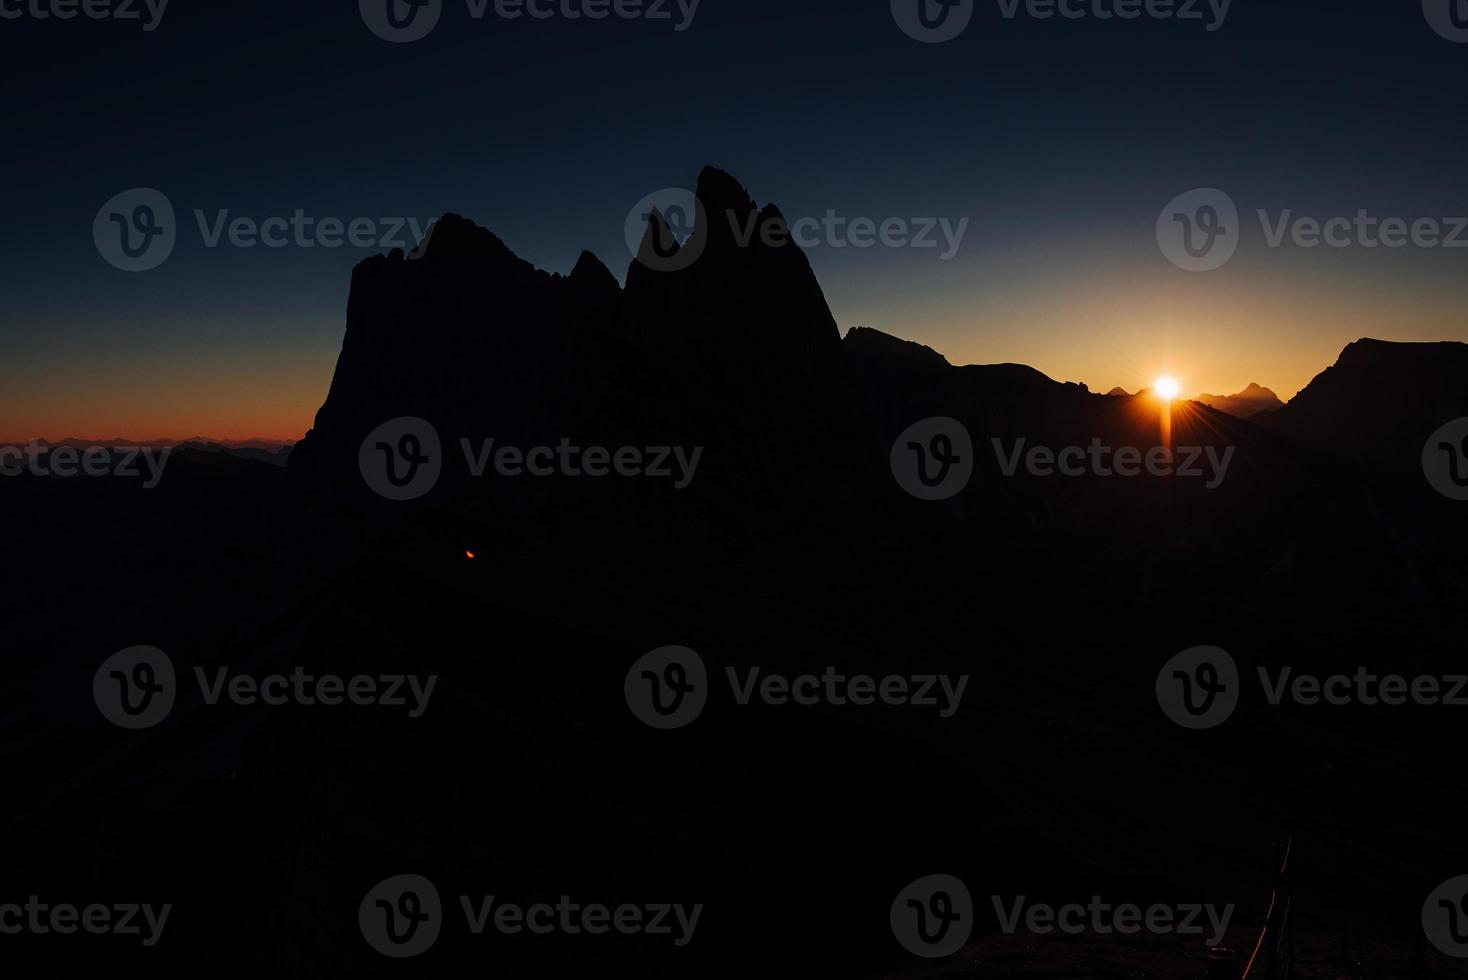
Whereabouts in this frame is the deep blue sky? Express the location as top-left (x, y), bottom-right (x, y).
top-left (3, 0), bottom-right (1466, 438)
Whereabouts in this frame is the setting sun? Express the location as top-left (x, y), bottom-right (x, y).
top-left (1154, 377), bottom-right (1181, 402)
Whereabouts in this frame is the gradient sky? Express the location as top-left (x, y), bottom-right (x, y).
top-left (3, 0), bottom-right (1466, 441)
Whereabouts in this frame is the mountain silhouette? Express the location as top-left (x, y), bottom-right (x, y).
top-left (1195, 383), bottom-right (1284, 418)
top-left (287, 169), bottom-right (1468, 602)
top-left (1255, 338), bottom-right (1468, 466)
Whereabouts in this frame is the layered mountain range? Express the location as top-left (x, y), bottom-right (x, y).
top-left (289, 165), bottom-right (1468, 598)
top-left (1195, 383), bottom-right (1284, 418)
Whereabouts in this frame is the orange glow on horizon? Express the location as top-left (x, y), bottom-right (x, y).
top-left (0, 332), bottom-right (336, 445)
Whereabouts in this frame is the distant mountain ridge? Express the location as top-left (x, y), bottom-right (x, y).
top-left (8, 436), bottom-right (293, 450)
top-left (1195, 383), bottom-right (1284, 418)
top-left (3, 437), bottom-right (294, 466)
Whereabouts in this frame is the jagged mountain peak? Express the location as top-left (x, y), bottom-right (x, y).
top-left (568, 249), bottom-right (619, 289)
top-left (696, 166), bottom-right (757, 221)
top-left (293, 167), bottom-right (852, 494)
top-left (1195, 383), bottom-right (1283, 419)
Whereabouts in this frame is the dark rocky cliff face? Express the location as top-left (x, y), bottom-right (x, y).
top-left (1256, 339), bottom-right (1468, 465)
top-left (289, 213), bottom-right (621, 492)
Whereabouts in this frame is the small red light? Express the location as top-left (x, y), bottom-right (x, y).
top-left (465, 550), bottom-right (476, 559)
